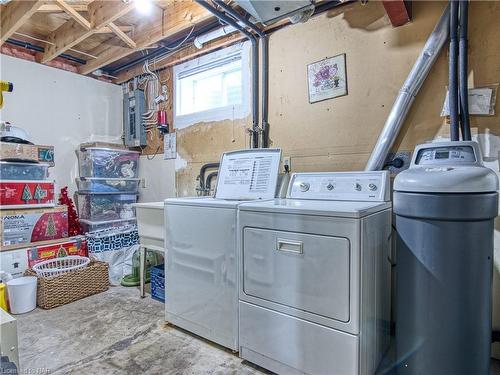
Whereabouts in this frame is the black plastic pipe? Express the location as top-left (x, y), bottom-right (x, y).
top-left (449, 0), bottom-right (460, 141)
top-left (205, 171), bottom-right (219, 194)
top-left (195, 0), bottom-right (260, 148)
top-left (459, 0), bottom-right (471, 141)
top-left (214, 1), bottom-right (270, 148)
top-left (6, 38), bottom-right (87, 65)
top-left (197, 162), bottom-right (220, 192)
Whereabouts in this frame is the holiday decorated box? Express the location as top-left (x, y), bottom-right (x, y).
top-left (0, 180), bottom-right (55, 209)
top-left (0, 206), bottom-right (68, 251)
top-left (0, 142), bottom-right (55, 166)
top-left (27, 236), bottom-right (87, 267)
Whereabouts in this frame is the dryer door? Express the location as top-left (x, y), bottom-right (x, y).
top-left (243, 227), bottom-right (350, 322)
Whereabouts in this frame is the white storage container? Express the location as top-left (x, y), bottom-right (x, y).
top-left (76, 177), bottom-right (140, 193)
top-left (77, 147), bottom-right (140, 178)
top-left (0, 161), bottom-right (49, 180)
top-left (76, 192), bottom-right (138, 221)
top-left (80, 218), bottom-right (137, 233)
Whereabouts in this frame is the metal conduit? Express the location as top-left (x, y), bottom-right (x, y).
top-left (195, 0), bottom-right (260, 148)
top-left (459, 0), bottom-right (471, 141)
top-left (365, 5), bottom-right (450, 171)
top-left (449, 0), bottom-right (460, 141)
top-left (214, 1), bottom-right (270, 148)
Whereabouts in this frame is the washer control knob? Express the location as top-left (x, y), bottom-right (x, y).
top-left (299, 182), bottom-right (310, 192)
top-left (368, 183), bottom-right (378, 191)
top-left (326, 183), bottom-right (334, 191)
top-left (354, 183), bottom-right (362, 191)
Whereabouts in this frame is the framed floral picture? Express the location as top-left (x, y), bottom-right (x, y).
top-left (307, 54), bottom-right (347, 103)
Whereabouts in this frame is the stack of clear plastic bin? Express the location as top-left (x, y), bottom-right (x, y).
top-left (76, 146), bottom-right (140, 233)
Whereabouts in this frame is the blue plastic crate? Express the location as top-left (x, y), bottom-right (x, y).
top-left (151, 264), bottom-right (165, 303)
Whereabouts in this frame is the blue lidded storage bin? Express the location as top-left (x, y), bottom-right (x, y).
top-left (151, 264), bottom-right (165, 303)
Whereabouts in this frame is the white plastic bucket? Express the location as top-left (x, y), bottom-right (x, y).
top-left (6, 276), bottom-right (37, 314)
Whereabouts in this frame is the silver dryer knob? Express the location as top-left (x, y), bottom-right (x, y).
top-left (299, 182), bottom-right (310, 192)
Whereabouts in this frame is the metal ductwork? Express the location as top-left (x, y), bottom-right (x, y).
top-left (234, 0), bottom-right (314, 25)
top-left (365, 5), bottom-right (450, 171)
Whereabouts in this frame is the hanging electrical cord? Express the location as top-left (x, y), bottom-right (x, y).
top-left (162, 26), bottom-right (195, 51)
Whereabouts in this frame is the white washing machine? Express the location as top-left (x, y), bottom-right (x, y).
top-left (165, 197), bottom-right (242, 351)
top-left (238, 171), bottom-right (392, 375)
top-left (164, 149), bottom-right (281, 351)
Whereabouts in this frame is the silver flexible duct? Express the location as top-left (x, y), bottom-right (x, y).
top-left (365, 5), bottom-right (450, 171)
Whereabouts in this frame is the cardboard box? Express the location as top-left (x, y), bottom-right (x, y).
top-left (0, 180), bottom-right (55, 209)
top-left (27, 236), bottom-right (87, 267)
top-left (0, 142), bottom-right (54, 166)
top-left (0, 206), bottom-right (68, 251)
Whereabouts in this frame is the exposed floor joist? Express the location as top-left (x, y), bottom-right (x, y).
top-left (38, 3), bottom-right (89, 13)
top-left (78, 1), bottom-right (212, 75)
top-left (40, 0), bottom-right (135, 63)
top-left (0, 0), bottom-right (45, 46)
top-left (108, 21), bottom-right (136, 48)
top-left (54, 0), bottom-right (91, 29)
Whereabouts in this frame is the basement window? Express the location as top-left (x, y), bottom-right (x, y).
top-left (173, 42), bottom-right (251, 129)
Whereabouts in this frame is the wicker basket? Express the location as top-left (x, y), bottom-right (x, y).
top-left (25, 260), bottom-right (109, 309)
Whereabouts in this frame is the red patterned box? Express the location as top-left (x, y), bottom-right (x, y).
top-left (0, 206), bottom-right (68, 251)
top-left (27, 236), bottom-right (88, 267)
top-left (0, 180), bottom-right (55, 209)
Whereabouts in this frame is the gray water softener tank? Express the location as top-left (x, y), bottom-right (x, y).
top-left (394, 141), bottom-right (499, 375)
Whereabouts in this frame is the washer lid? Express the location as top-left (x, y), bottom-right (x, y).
top-left (394, 141), bottom-right (499, 193)
top-left (165, 196), bottom-right (259, 209)
top-left (239, 198), bottom-right (391, 218)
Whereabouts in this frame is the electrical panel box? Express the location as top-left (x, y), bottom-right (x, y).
top-left (123, 89), bottom-right (147, 147)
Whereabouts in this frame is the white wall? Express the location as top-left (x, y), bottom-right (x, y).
top-left (0, 55), bottom-right (122, 196)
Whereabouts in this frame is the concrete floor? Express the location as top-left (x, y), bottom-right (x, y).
top-left (15, 286), bottom-right (500, 375)
top-left (16, 286), bottom-right (266, 375)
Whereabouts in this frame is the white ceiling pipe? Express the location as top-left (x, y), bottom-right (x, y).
top-left (193, 25), bottom-right (237, 49)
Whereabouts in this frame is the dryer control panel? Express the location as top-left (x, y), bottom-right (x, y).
top-left (287, 171), bottom-right (390, 201)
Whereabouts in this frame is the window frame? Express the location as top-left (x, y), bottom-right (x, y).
top-left (173, 41), bottom-right (251, 129)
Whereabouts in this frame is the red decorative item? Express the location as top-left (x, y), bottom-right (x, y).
top-left (58, 187), bottom-right (82, 236)
top-left (31, 212), bottom-right (68, 241)
top-left (27, 236), bottom-right (88, 267)
top-left (0, 180), bottom-right (55, 209)
top-left (0, 206), bottom-right (68, 250)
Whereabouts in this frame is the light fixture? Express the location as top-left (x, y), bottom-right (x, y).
top-left (134, 0), bottom-right (153, 15)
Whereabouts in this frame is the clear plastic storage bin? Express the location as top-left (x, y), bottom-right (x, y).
top-left (77, 148), bottom-right (140, 178)
top-left (76, 177), bottom-right (140, 193)
top-left (0, 161), bottom-right (49, 180)
top-left (76, 192), bottom-right (138, 222)
top-left (80, 218), bottom-right (137, 233)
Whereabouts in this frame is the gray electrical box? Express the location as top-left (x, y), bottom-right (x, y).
top-left (123, 89), bottom-right (146, 147)
top-left (234, 0), bottom-right (313, 25)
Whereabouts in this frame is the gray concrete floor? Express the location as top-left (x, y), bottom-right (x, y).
top-left (14, 286), bottom-right (500, 374)
top-left (16, 286), bottom-right (267, 375)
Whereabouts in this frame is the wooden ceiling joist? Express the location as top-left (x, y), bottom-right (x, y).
top-left (108, 22), bottom-right (136, 48)
top-left (40, 0), bottom-right (136, 64)
top-left (38, 3), bottom-right (88, 13)
top-left (0, 0), bottom-right (45, 46)
top-left (88, 0), bottom-right (135, 30)
top-left (54, 0), bottom-right (91, 29)
top-left (95, 25), bottom-right (134, 34)
top-left (78, 1), bottom-right (212, 76)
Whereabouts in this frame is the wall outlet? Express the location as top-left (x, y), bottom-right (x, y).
top-left (283, 156), bottom-right (291, 171)
top-left (141, 178), bottom-right (146, 188)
